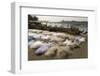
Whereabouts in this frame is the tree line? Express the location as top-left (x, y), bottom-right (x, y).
top-left (28, 15), bottom-right (85, 35)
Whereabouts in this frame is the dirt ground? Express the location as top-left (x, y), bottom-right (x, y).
top-left (28, 41), bottom-right (88, 61)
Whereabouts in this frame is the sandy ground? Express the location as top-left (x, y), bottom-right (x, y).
top-left (28, 41), bottom-right (88, 61)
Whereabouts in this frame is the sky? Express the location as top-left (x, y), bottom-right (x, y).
top-left (31, 15), bottom-right (88, 22)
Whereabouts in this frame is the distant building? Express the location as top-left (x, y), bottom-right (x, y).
top-left (40, 21), bottom-right (72, 28)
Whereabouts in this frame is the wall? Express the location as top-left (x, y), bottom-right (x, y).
top-left (0, 0), bottom-right (100, 76)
